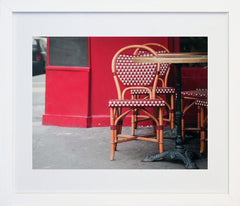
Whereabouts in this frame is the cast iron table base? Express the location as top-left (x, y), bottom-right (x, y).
top-left (143, 148), bottom-right (198, 169)
top-left (142, 64), bottom-right (198, 169)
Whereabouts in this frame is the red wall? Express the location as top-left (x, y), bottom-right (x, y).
top-left (42, 37), bottom-right (207, 128)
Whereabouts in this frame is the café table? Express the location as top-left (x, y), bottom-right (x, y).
top-left (133, 53), bottom-right (208, 169)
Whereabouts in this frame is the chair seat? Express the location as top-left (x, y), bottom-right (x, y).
top-left (131, 87), bottom-right (175, 95)
top-left (195, 99), bottom-right (208, 107)
top-left (109, 99), bottom-right (165, 108)
top-left (181, 88), bottom-right (207, 98)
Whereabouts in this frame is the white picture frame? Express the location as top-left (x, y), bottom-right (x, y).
top-left (1, 0), bottom-right (239, 205)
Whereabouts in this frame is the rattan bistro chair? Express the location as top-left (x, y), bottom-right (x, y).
top-left (131, 43), bottom-right (175, 130)
top-left (181, 88), bottom-right (208, 141)
top-left (108, 45), bottom-right (165, 160)
top-left (181, 66), bottom-right (208, 142)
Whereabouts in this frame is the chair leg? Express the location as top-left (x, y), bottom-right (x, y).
top-left (131, 94), bottom-right (140, 134)
top-left (134, 107), bottom-right (139, 129)
top-left (115, 108), bottom-right (122, 151)
top-left (181, 115), bottom-right (185, 142)
top-left (110, 107), bottom-right (116, 160)
top-left (197, 105), bottom-right (201, 130)
top-left (170, 94), bottom-right (175, 129)
top-left (134, 95), bottom-right (140, 129)
top-left (158, 107), bottom-right (164, 153)
top-left (131, 95), bottom-right (136, 135)
top-left (181, 98), bottom-right (185, 141)
top-left (110, 139), bottom-right (116, 160)
top-left (153, 107), bottom-right (159, 134)
top-left (131, 109), bottom-right (136, 135)
top-left (117, 108), bottom-right (122, 134)
top-left (200, 106), bottom-right (205, 154)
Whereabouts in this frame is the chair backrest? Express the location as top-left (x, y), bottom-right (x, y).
top-left (112, 45), bottom-right (159, 100)
top-left (142, 43), bottom-right (171, 87)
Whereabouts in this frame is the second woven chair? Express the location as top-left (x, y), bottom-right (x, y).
top-left (181, 88), bottom-right (208, 154)
top-left (131, 43), bottom-right (175, 132)
top-left (108, 45), bottom-right (165, 160)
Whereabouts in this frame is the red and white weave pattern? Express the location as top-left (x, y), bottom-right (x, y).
top-left (109, 99), bottom-right (165, 108)
top-left (137, 50), bottom-right (170, 77)
top-left (195, 99), bottom-right (208, 107)
top-left (131, 87), bottom-right (175, 95)
top-left (115, 54), bottom-right (157, 86)
top-left (181, 88), bottom-right (208, 98)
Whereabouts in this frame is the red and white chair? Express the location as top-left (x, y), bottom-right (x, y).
top-left (131, 43), bottom-right (175, 131)
top-left (181, 88), bottom-right (208, 142)
top-left (109, 45), bottom-right (165, 160)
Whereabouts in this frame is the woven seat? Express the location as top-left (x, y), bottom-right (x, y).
top-left (109, 99), bottom-right (165, 108)
top-left (181, 88), bottom-right (207, 98)
top-left (131, 87), bottom-right (175, 95)
top-left (195, 99), bottom-right (208, 107)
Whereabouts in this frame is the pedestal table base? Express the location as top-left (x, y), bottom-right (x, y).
top-left (143, 148), bottom-right (198, 169)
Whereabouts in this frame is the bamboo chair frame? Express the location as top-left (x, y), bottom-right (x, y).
top-left (199, 104), bottom-right (208, 154)
top-left (131, 43), bottom-right (175, 132)
top-left (181, 91), bottom-right (208, 142)
top-left (109, 45), bottom-right (165, 160)
top-left (181, 67), bottom-right (208, 142)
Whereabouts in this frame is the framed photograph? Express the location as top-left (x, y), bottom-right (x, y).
top-left (0, 0), bottom-right (239, 205)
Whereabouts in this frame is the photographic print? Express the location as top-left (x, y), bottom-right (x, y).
top-left (32, 36), bottom-right (208, 169)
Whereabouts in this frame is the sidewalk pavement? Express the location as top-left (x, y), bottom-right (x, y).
top-left (32, 74), bottom-right (207, 169)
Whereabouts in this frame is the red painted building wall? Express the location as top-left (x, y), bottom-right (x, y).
top-left (42, 37), bottom-right (207, 128)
